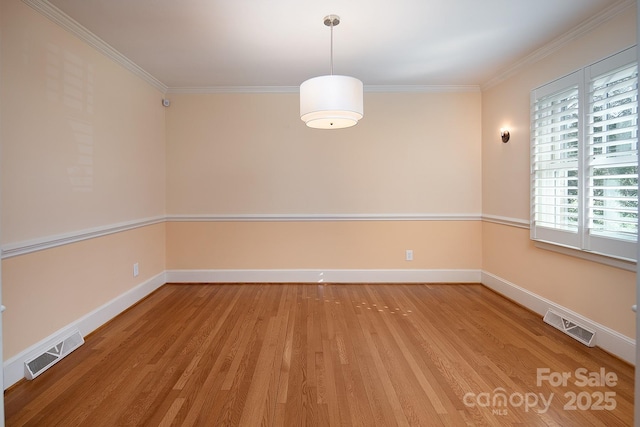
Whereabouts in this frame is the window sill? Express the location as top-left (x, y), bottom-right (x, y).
top-left (533, 240), bottom-right (636, 272)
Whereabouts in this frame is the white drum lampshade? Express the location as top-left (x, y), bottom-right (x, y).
top-left (300, 15), bottom-right (363, 130)
top-left (300, 75), bottom-right (363, 129)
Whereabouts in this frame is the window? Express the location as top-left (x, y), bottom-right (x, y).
top-left (531, 47), bottom-right (638, 261)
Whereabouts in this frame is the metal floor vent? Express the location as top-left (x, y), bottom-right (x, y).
top-left (24, 329), bottom-right (84, 380)
top-left (543, 309), bottom-right (596, 347)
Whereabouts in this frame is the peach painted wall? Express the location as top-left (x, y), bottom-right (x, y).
top-left (2, 223), bottom-right (166, 358)
top-left (2, 0), bottom-right (166, 244)
top-left (1, 0), bottom-right (167, 360)
top-left (166, 91), bottom-right (481, 215)
top-left (483, 222), bottom-right (636, 338)
top-left (481, 5), bottom-right (637, 338)
top-left (165, 91), bottom-right (482, 270)
top-left (166, 221), bottom-right (481, 270)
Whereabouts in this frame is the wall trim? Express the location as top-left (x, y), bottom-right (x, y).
top-left (21, 0), bottom-right (168, 93)
top-left (533, 241), bottom-right (636, 272)
top-left (19, 0), bottom-right (480, 96)
top-left (22, 0), bottom-right (634, 95)
top-left (481, 271), bottom-right (636, 365)
top-left (165, 85), bottom-right (481, 95)
top-left (3, 215), bottom-right (635, 275)
top-left (165, 213), bottom-right (483, 222)
top-left (0, 213), bottom-right (480, 259)
top-left (166, 86), bottom-right (300, 94)
top-left (1, 213), bottom-right (479, 258)
top-left (166, 269), bottom-right (482, 284)
top-left (365, 85), bottom-right (481, 93)
top-left (1, 216), bottom-right (165, 259)
top-left (482, 217), bottom-right (637, 271)
top-left (481, 0), bottom-right (636, 90)
top-left (3, 271), bottom-right (166, 389)
top-left (481, 214), bottom-right (530, 229)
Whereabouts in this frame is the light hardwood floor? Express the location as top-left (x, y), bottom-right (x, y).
top-left (5, 283), bottom-right (634, 426)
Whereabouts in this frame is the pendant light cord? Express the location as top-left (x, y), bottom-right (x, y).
top-left (330, 21), bottom-right (334, 75)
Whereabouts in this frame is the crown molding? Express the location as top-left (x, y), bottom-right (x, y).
top-left (22, 0), bottom-right (168, 93)
top-left (365, 85), bottom-right (481, 93)
top-left (166, 86), bottom-right (300, 94)
top-left (21, 0), bottom-right (478, 98)
top-left (165, 213), bottom-right (483, 222)
top-left (18, 0), bottom-right (480, 98)
top-left (481, 0), bottom-right (636, 91)
top-left (166, 85), bottom-right (481, 94)
top-left (23, 0), bottom-right (633, 95)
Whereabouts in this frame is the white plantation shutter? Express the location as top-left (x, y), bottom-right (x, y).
top-left (531, 72), bottom-right (582, 249)
top-left (586, 50), bottom-right (638, 259)
top-left (531, 47), bottom-right (638, 261)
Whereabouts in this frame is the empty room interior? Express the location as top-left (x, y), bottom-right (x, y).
top-left (1, 0), bottom-right (639, 425)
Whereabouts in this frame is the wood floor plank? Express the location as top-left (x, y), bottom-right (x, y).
top-left (5, 283), bottom-right (634, 426)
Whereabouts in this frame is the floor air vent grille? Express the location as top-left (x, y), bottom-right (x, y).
top-left (24, 329), bottom-right (84, 380)
top-left (543, 309), bottom-right (596, 347)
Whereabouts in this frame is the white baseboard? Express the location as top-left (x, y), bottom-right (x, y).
top-left (3, 271), bottom-right (166, 390)
top-left (165, 269), bottom-right (482, 284)
top-left (481, 271), bottom-right (636, 365)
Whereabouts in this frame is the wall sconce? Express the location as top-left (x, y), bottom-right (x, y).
top-left (500, 128), bottom-right (510, 143)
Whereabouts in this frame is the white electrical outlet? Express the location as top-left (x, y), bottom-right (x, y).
top-left (405, 250), bottom-right (413, 261)
top-left (133, 262), bottom-right (139, 277)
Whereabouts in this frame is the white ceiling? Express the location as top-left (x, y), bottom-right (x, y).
top-left (45, 0), bottom-right (627, 89)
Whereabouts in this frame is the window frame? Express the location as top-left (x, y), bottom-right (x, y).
top-left (530, 46), bottom-right (638, 262)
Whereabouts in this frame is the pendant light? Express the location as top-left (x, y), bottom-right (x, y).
top-left (300, 15), bottom-right (363, 129)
